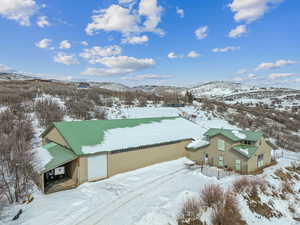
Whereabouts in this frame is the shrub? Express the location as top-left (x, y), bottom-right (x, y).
top-left (211, 191), bottom-right (245, 225)
top-left (233, 176), bottom-right (267, 195)
top-left (177, 197), bottom-right (203, 225)
top-left (200, 184), bottom-right (223, 208)
top-left (233, 177), bottom-right (250, 193)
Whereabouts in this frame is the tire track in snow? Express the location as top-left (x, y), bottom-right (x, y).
top-left (72, 167), bottom-right (188, 225)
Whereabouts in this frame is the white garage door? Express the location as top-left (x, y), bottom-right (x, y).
top-left (88, 154), bottom-right (107, 181)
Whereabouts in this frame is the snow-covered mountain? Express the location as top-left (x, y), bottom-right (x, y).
top-left (133, 85), bottom-right (187, 96)
top-left (88, 82), bottom-right (130, 92)
top-left (190, 81), bottom-right (256, 98)
top-left (0, 72), bottom-right (35, 81)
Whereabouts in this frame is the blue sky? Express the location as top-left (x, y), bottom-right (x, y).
top-left (0, 0), bottom-right (299, 88)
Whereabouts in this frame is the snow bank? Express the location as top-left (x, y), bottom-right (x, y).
top-left (33, 147), bottom-right (53, 172)
top-left (232, 130), bottom-right (246, 139)
top-left (82, 118), bottom-right (201, 154)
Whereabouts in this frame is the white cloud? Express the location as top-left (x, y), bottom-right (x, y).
top-left (81, 56), bottom-right (155, 76)
top-left (139, 0), bottom-right (163, 34)
top-left (167, 52), bottom-right (180, 59)
top-left (187, 51), bottom-right (200, 58)
top-left (233, 73), bottom-right (257, 82)
top-left (212, 46), bottom-right (240, 53)
top-left (255, 59), bottom-right (296, 71)
top-left (37, 16), bottom-right (50, 28)
top-left (295, 78), bottom-right (300, 83)
top-left (81, 41), bottom-right (89, 46)
top-left (229, 0), bottom-right (285, 24)
top-left (80, 45), bottom-right (122, 63)
top-left (122, 35), bottom-right (149, 44)
top-left (86, 1), bottom-right (164, 37)
top-left (118, 0), bottom-right (134, 4)
top-left (247, 73), bottom-right (257, 78)
top-left (0, 0), bottom-right (38, 26)
top-left (86, 4), bottom-right (139, 35)
top-left (268, 73), bottom-right (295, 80)
top-left (35, 38), bottom-right (52, 49)
top-left (122, 74), bottom-right (172, 81)
top-left (53, 52), bottom-right (79, 65)
top-left (168, 51), bottom-right (200, 59)
top-left (59, 40), bottom-right (72, 49)
top-left (97, 56), bottom-right (155, 69)
top-left (176, 7), bottom-right (184, 18)
top-left (228, 25), bottom-right (247, 38)
top-left (195, 26), bottom-right (208, 40)
top-left (0, 64), bottom-right (13, 72)
top-left (237, 68), bottom-right (248, 74)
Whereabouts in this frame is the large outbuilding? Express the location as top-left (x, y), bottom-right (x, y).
top-left (35, 117), bottom-right (200, 193)
top-left (34, 117), bottom-right (273, 193)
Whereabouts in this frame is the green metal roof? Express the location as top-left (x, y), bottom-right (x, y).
top-left (52, 117), bottom-right (179, 155)
top-left (204, 128), bottom-right (263, 142)
top-left (232, 144), bottom-right (258, 159)
top-left (41, 142), bottom-right (78, 173)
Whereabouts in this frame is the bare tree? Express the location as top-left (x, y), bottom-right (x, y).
top-left (0, 109), bottom-right (36, 204)
top-left (35, 98), bottom-right (65, 127)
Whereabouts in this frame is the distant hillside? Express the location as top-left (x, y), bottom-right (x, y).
top-left (0, 72), bottom-right (35, 81)
top-left (133, 85), bottom-right (187, 96)
top-left (190, 81), bottom-right (255, 98)
top-left (90, 82), bottom-right (132, 92)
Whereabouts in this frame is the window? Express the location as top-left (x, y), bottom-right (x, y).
top-left (218, 139), bottom-right (225, 151)
top-left (235, 159), bottom-right (241, 171)
top-left (242, 140), bottom-right (252, 145)
top-left (218, 156), bottom-right (224, 167)
top-left (258, 154), bottom-right (264, 168)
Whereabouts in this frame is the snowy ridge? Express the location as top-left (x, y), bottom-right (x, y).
top-left (190, 81), bottom-right (254, 98)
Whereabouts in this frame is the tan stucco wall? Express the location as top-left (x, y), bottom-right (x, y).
top-left (247, 137), bottom-right (272, 172)
top-left (107, 140), bottom-right (191, 177)
top-left (188, 135), bottom-right (247, 173)
top-left (42, 127), bottom-right (69, 148)
top-left (188, 135), bottom-right (272, 173)
top-left (78, 157), bottom-right (88, 184)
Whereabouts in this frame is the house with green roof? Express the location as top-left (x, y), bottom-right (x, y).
top-left (34, 116), bottom-right (201, 193)
top-left (186, 128), bottom-right (272, 174)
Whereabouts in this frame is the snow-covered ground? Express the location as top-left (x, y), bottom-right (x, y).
top-left (2, 105), bottom-right (300, 225)
top-left (2, 153), bottom-right (299, 225)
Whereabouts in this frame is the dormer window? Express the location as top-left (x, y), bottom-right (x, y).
top-left (242, 140), bottom-right (253, 145)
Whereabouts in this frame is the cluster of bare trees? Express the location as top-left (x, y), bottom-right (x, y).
top-left (0, 106), bottom-right (36, 204)
top-left (35, 98), bottom-right (65, 127)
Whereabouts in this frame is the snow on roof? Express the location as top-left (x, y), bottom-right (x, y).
top-left (81, 117), bottom-right (201, 154)
top-left (33, 146), bottom-right (53, 172)
top-left (232, 130), bottom-right (246, 139)
top-left (186, 138), bottom-right (209, 150)
top-left (238, 148), bottom-right (249, 156)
